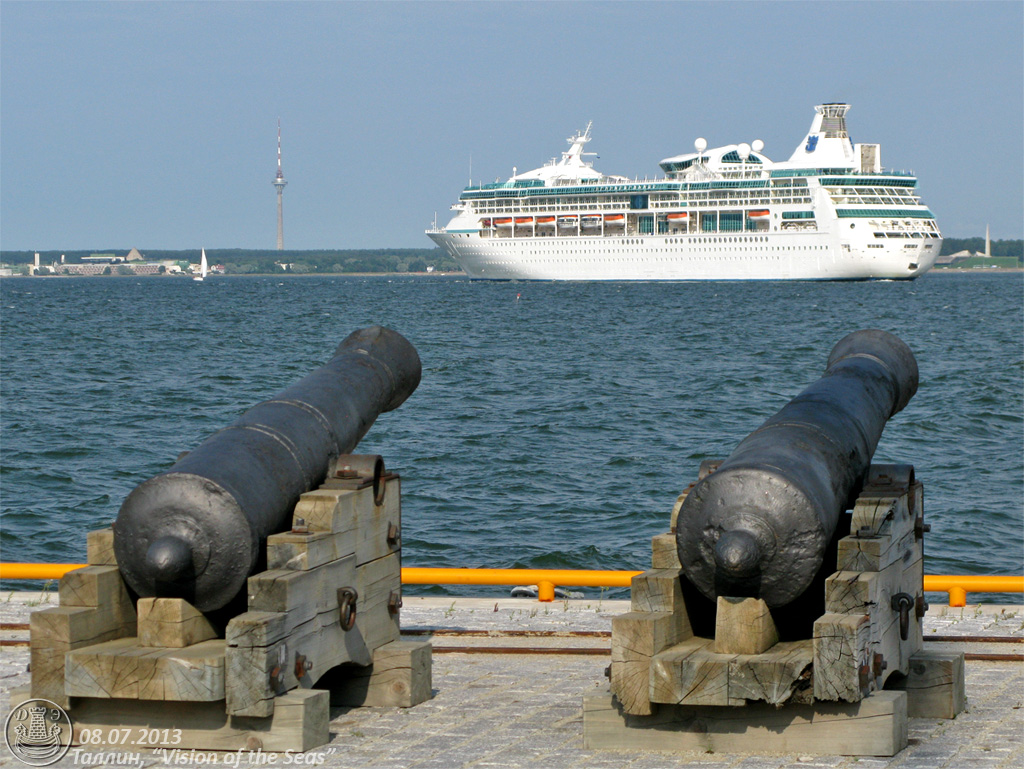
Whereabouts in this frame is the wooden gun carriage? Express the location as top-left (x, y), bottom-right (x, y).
top-left (586, 331), bottom-right (966, 757)
top-left (18, 328), bottom-right (432, 753)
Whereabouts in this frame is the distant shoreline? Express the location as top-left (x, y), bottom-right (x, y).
top-left (930, 267), bottom-right (1023, 274)
top-left (0, 271), bottom-right (466, 279)
top-left (2, 268), bottom-right (1021, 279)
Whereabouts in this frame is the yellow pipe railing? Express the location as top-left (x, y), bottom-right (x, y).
top-left (401, 567), bottom-right (640, 602)
top-left (922, 575), bottom-right (1024, 608)
top-left (1, 563), bottom-right (1021, 607)
top-left (0, 563), bottom-right (84, 580)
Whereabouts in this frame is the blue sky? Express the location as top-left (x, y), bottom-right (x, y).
top-left (2, 1), bottom-right (1021, 251)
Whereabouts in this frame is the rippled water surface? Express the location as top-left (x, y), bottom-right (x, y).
top-left (2, 274), bottom-right (1021, 598)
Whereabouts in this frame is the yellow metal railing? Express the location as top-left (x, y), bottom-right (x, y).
top-left (401, 567), bottom-right (639, 601)
top-left (0, 563), bottom-right (85, 581)
top-left (1, 563), bottom-right (1022, 607)
top-left (921, 575), bottom-right (1024, 608)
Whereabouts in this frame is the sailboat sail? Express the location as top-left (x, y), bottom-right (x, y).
top-left (194, 248), bottom-right (208, 281)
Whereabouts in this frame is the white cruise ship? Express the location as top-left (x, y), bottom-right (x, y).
top-left (427, 104), bottom-right (942, 280)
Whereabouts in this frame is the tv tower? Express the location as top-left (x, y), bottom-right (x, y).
top-left (273, 119), bottom-right (287, 250)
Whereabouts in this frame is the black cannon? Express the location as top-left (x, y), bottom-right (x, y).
top-left (114, 326), bottom-right (421, 612)
top-left (676, 329), bottom-right (918, 608)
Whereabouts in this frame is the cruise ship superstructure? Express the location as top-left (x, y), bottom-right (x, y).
top-left (427, 104), bottom-right (941, 280)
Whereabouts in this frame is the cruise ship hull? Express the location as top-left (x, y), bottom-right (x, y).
top-left (428, 231), bottom-right (940, 281)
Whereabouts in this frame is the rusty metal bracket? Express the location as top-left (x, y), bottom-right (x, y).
top-left (891, 592), bottom-right (915, 640)
top-left (338, 586), bottom-right (358, 631)
top-left (872, 652), bottom-right (887, 678)
top-left (269, 645), bottom-right (288, 694)
top-left (387, 522), bottom-right (401, 548)
top-left (333, 454), bottom-right (388, 505)
top-left (294, 653), bottom-right (313, 686)
top-left (388, 590), bottom-right (402, 616)
top-left (916, 594), bottom-right (929, 619)
top-left (269, 666), bottom-right (284, 694)
top-left (858, 663), bottom-right (871, 692)
top-left (865, 464), bottom-right (915, 492)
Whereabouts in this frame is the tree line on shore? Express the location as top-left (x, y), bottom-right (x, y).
top-left (0, 248), bottom-right (460, 275)
top-left (940, 238), bottom-right (1021, 259)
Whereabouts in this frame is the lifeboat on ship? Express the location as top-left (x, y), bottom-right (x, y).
top-left (666, 212), bottom-right (688, 220)
top-left (494, 217), bottom-right (513, 226)
top-left (746, 209), bottom-right (770, 218)
top-left (515, 216), bottom-right (534, 225)
top-left (581, 215), bottom-right (602, 227)
top-left (603, 214), bottom-right (625, 223)
top-left (536, 216), bottom-right (556, 224)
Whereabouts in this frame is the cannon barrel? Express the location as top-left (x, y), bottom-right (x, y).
top-left (676, 329), bottom-right (918, 608)
top-left (114, 326), bottom-right (421, 612)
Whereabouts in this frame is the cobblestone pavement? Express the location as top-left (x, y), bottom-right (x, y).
top-left (1, 595), bottom-right (1021, 769)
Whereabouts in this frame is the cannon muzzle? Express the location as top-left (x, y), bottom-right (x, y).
top-left (676, 329), bottom-right (918, 608)
top-left (114, 326), bottom-right (421, 612)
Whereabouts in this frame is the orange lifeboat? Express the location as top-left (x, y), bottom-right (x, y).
top-left (536, 216), bottom-right (556, 224)
top-left (666, 212), bottom-right (688, 220)
top-left (747, 209), bottom-right (770, 218)
top-left (515, 216), bottom-right (533, 224)
top-left (603, 214), bottom-right (624, 222)
top-left (494, 217), bottom-right (513, 226)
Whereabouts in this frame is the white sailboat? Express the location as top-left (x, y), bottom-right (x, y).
top-left (194, 248), bottom-right (208, 281)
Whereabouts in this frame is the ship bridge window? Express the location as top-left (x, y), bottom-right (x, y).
top-left (659, 159), bottom-right (696, 174)
top-left (721, 150), bottom-right (763, 164)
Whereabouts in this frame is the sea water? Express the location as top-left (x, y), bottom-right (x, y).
top-left (1, 274), bottom-right (1021, 599)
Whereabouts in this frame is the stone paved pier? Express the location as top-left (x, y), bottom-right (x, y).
top-left (1, 594), bottom-right (1021, 768)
